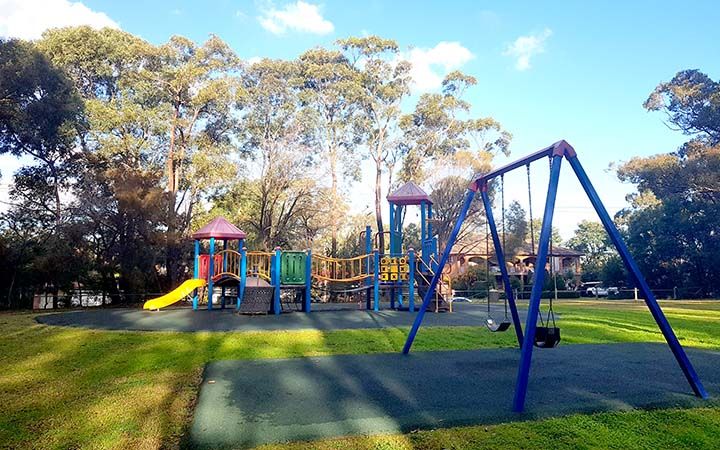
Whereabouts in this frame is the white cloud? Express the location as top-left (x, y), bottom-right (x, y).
top-left (258, 1), bottom-right (334, 35)
top-left (0, 0), bottom-right (118, 40)
top-left (504, 28), bottom-right (552, 71)
top-left (403, 42), bottom-right (475, 92)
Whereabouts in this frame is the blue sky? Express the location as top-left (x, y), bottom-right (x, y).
top-left (2, 0), bottom-right (719, 238)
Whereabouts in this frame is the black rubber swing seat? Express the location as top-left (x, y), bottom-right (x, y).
top-left (534, 326), bottom-right (561, 348)
top-left (485, 317), bottom-right (511, 332)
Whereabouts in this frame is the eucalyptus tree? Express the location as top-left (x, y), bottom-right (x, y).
top-left (297, 47), bottom-right (362, 256)
top-left (38, 27), bottom-right (242, 287)
top-left (336, 36), bottom-right (412, 252)
top-left (233, 58), bottom-right (328, 250)
top-left (399, 71), bottom-right (511, 184)
top-left (0, 38), bottom-right (83, 228)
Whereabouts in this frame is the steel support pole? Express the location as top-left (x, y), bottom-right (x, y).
top-left (273, 248), bottom-right (281, 315)
top-left (208, 237), bottom-right (215, 310)
top-left (236, 247), bottom-right (247, 311)
top-left (408, 248), bottom-right (416, 312)
top-left (304, 249), bottom-right (312, 313)
top-left (373, 249), bottom-right (380, 312)
top-left (480, 188), bottom-right (524, 346)
top-left (193, 239), bottom-right (200, 310)
top-left (568, 155), bottom-right (708, 399)
top-left (403, 188), bottom-right (476, 354)
top-left (513, 155), bottom-right (563, 412)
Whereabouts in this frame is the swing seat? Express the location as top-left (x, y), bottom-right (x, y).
top-left (534, 326), bottom-right (561, 348)
top-left (486, 317), bottom-right (512, 332)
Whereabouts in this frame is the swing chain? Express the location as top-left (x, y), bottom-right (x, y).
top-left (526, 164), bottom-right (535, 255)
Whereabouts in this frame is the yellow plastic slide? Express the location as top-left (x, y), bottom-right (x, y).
top-left (143, 278), bottom-right (207, 310)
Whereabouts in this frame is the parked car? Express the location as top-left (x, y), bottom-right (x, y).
top-left (586, 286), bottom-right (608, 297)
top-left (451, 296), bottom-right (473, 303)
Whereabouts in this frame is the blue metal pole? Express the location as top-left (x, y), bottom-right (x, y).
top-left (373, 249), bottom-right (380, 312)
top-left (403, 188), bottom-right (476, 354)
top-left (420, 202), bottom-right (429, 267)
top-left (273, 247), bottom-right (281, 315)
top-left (192, 239), bottom-right (200, 310)
top-left (513, 155), bottom-right (563, 412)
top-left (408, 248), bottom-right (415, 312)
top-left (304, 249), bottom-right (312, 313)
top-left (568, 154), bottom-right (708, 399)
top-left (236, 247), bottom-right (247, 311)
top-left (389, 203), bottom-right (396, 255)
top-left (221, 239), bottom-right (228, 309)
top-left (208, 237), bottom-right (215, 311)
top-left (481, 188), bottom-right (524, 346)
top-left (365, 225), bottom-right (372, 310)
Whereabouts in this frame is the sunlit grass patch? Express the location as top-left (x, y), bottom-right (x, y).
top-left (1, 300), bottom-right (719, 449)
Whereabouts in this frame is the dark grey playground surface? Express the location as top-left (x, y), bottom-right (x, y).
top-left (36, 303), bottom-right (520, 332)
top-left (190, 343), bottom-right (720, 449)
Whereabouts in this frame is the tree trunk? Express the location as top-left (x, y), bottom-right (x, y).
top-left (375, 159), bottom-right (384, 252)
top-left (330, 146), bottom-right (338, 257)
top-left (165, 107), bottom-right (180, 287)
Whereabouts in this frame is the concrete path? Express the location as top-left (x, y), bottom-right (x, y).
top-left (36, 303), bottom-right (520, 332)
top-left (189, 343), bottom-right (719, 449)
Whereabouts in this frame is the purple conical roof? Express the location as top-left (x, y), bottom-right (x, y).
top-left (387, 181), bottom-right (432, 205)
top-left (191, 217), bottom-right (246, 240)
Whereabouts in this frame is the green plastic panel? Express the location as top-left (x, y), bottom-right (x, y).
top-left (280, 251), bottom-right (306, 285)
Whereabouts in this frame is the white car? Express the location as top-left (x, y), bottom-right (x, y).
top-left (586, 286), bottom-right (608, 297)
top-left (451, 296), bottom-right (473, 303)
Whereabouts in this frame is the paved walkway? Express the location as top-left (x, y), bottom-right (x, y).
top-left (36, 303), bottom-right (522, 332)
top-left (189, 343), bottom-right (719, 449)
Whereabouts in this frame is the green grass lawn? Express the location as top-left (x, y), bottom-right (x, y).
top-left (1, 301), bottom-right (719, 449)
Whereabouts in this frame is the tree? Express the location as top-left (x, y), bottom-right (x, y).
top-left (615, 70), bottom-right (720, 293)
top-left (429, 176), bottom-right (487, 253)
top-left (504, 201), bottom-right (528, 259)
top-left (567, 220), bottom-right (614, 281)
top-left (229, 58), bottom-right (328, 250)
top-left (297, 48), bottom-right (361, 256)
top-left (40, 28), bottom-right (242, 286)
top-left (140, 34), bottom-right (242, 283)
top-left (337, 36), bottom-right (412, 252)
top-left (0, 39), bottom-right (83, 228)
top-left (399, 71), bottom-right (511, 183)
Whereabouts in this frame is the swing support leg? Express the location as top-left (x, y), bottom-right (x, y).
top-left (513, 154), bottom-right (563, 412)
top-left (480, 188), bottom-right (523, 346)
top-left (403, 188), bottom-right (476, 354)
top-left (568, 154), bottom-right (708, 400)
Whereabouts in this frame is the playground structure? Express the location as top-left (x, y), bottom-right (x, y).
top-left (144, 181), bottom-right (453, 314)
top-left (402, 140), bottom-right (709, 412)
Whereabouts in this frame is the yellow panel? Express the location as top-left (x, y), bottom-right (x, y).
top-left (380, 273), bottom-right (389, 281)
top-left (398, 257), bottom-right (407, 265)
top-left (390, 265), bottom-right (399, 273)
top-left (400, 264), bottom-right (409, 273)
top-left (380, 265), bottom-right (390, 273)
top-left (390, 273), bottom-right (398, 281)
top-left (380, 257), bottom-right (390, 265)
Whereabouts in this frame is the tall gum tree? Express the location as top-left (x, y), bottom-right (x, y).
top-left (297, 48), bottom-right (362, 256)
top-left (337, 36), bottom-right (412, 252)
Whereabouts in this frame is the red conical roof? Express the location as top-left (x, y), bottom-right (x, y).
top-left (191, 217), bottom-right (246, 240)
top-left (387, 181), bottom-right (432, 205)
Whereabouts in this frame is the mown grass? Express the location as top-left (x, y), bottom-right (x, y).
top-left (1, 301), bottom-right (719, 449)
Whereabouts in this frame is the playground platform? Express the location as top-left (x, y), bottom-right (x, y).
top-left (35, 303), bottom-right (521, 332)
top-left (189, 343), bottom-right (720, 449)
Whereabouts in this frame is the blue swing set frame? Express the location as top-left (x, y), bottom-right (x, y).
top-left (402, 140), bottom-right (708, 412)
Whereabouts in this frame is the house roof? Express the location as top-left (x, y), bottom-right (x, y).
top-left (191, 217), bottom-right (246, 240)
top-left (451, 239), bottom-right (584, 258)
top-left (387, 181), bottom-right (432, 205)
